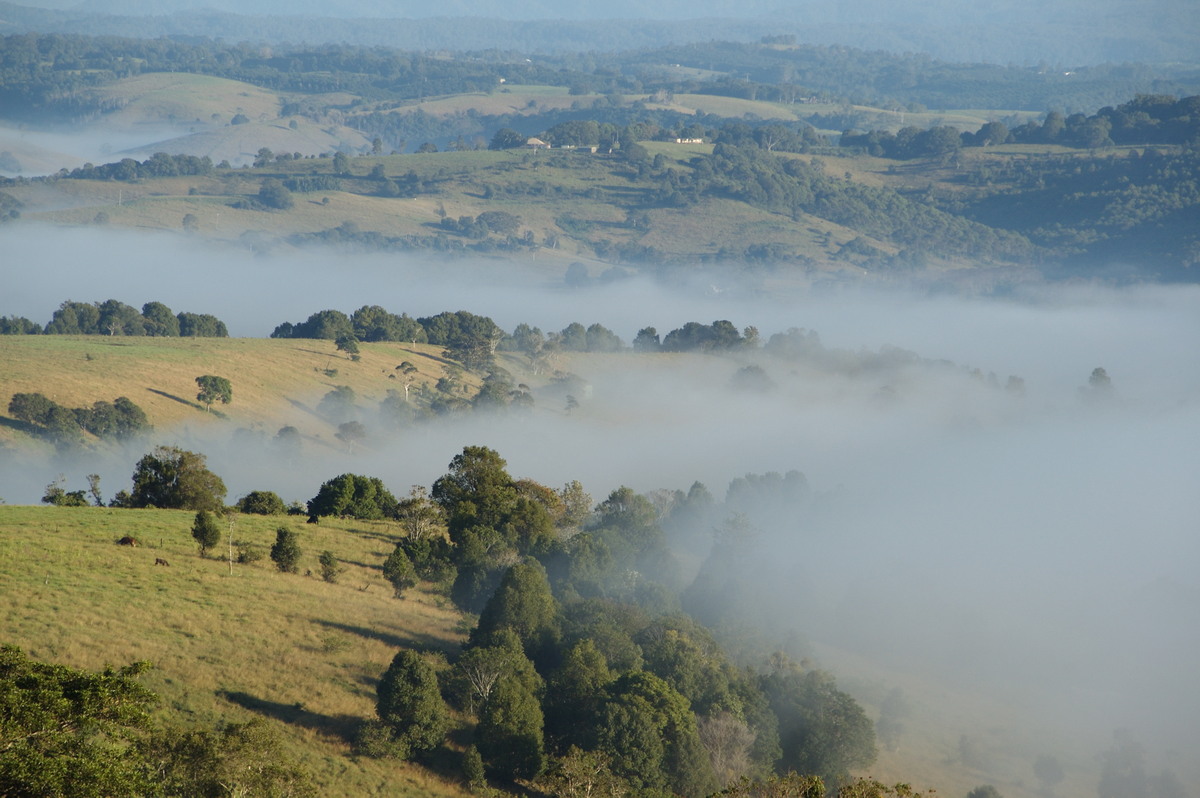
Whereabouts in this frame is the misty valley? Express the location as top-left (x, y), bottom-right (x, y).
top-left (1, 10), bottom-right (1199, 798)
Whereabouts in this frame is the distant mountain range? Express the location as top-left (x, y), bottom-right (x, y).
top-left (2, 0), bottom-right (1197, 64)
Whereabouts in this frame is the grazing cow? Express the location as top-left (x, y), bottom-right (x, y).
top-left (117, 536), bottom-right (139, 547)
top-left (154, 558), bottom-right (170, 567)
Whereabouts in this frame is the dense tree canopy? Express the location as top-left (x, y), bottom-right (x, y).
top-left (127, 445), bottom-right (226, 511)
top-left (0, 645), bottom-right (155, 797)
top-left (307, 473), bottom-right (399, 520)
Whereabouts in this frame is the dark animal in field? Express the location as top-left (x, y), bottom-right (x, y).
top-left (117, 536), bottom-right (139, 547)
top-left (154, 558), bottom-right (170, 567)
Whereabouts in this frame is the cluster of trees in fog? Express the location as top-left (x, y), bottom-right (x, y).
top-left (9, 392), bottom-right (150, 449)
top-left (0, 299), bottom-right (228, 337)
top-left (270, 304), bottom-right (765, 364)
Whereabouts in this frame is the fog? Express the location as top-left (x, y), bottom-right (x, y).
top-left (0, 123), bottom-right (202, 178)
top-left (3, 225), bottom-right (1200, 794)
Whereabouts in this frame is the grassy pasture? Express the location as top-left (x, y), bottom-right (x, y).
top-left (384, 85), bottom-right (586, 117)
top-left (87, 73), bottom-right (282, 127)
top-left (0, 335), bottom-right (477, 449)
top-left (0, 504), bottom-right (468, 797)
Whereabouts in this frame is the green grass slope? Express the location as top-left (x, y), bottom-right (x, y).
top-left (0, 504), bottom-right (469, 797)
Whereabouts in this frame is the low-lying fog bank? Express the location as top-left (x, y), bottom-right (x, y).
top-left (3, 225), bottom-right (1199, 796)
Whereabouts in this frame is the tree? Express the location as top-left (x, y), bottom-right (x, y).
top-left (332, 151), bottom-right (351, 175)
top-left (375, 649), bottom-right (448, 759)
top-left (539, 747), bottom-right (626, 798)
top-left (258, 178), bottom-right (293, 210)
top-left (544, 639), bottom-right (612, 749)
top-left (474, 561), bottom-right (559, 649)
top-left (318, 550), bottom-right (342, 583)
top-left (699, 712), bottom-right (758, 789)
top-left (141, 301), bottom-right (179, 336)
top-left (763, 664), bottom-right (877, 789)
top-left (235, 490), bottom-right (287, 515)
top-left (382, 545), bottom-right (418, 597)
top-left (714, 772), bottom-right (825, 798)
top-left (42, 475), bottom-right (88, 506)
top-left (177, 312), bottom-right (228, 337)
top-left (270, 527), bottom-right (301, 573)
top-left (143, 718), bottom-right (315, 798)
top-left (128, 446), bottom-right (226, 511)
top-left (87, 473), bottom-right (103, 506)
top-left (96, 299), bottom-right (145, 336)
top-left (308, 473), bottom-right (398, 520)
top-left (476, 662), bottom-right (546, 782)
top-left (431, 445), bottom-right (518, 537)
top-left (462, 744), bottom-right (487, 789)
top-left (335, 334), bottom-right (360, 358)
top-left (8, 392), bottom-right (55, 425)
top-left (1033, 754), bottom-right (1065, 793)
top-left (489, 127), bottom-right (527, 150)
top-left (195, 375), bottom-right (232, 412)
top-left (396, 485), bottom-right (443, 540)
top-left (966, 787), bottom-right (1003, 798)
top-left (317, 385), bottom-right (358, 424)
top-left (191, 510), bottom-right (221, 556)
top-left (0, 645), bottom-right (156, 797)
top-left (1089, 367), bottom-right (1112, 390)
top-left (335, 421), bottom-right (368, 452)
top-left (598, 671), bottom-right (717, 796)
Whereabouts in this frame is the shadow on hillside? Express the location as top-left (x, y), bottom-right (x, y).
top-left (313, 619), bottom-right (459, 654)
top-left (219, 690), bottom-right (359, 742)
top-left (343, 525), bottom-right (397, 544)
top-left (0, 416), bottom-right (40, 436)
top-left (284, 397), bottom-right (324, 421)
top-left (146, 388), bottom-right (226, 418)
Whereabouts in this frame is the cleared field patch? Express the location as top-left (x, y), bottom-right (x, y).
top-left (386, 85), bottom-right (587, 117)
top-left (656, 93), bottom-right (808, 121)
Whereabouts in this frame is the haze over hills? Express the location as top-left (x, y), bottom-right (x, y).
top-left (3, 0), bottom-right (1199, 63)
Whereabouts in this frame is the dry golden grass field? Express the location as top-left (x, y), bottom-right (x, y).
top-left (0, 335), bottom-right (492, 451)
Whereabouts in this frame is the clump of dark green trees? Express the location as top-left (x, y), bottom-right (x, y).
top-left (358, 445), bottom-right (878, 795)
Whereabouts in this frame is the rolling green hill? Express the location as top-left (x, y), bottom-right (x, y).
top-left (0, 503), bottom-right (470, 797)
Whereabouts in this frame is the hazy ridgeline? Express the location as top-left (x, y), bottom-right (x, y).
top-left (2, 224), bottom-right (1198, 793)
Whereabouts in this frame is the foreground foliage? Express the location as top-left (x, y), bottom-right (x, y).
top-left (0, 644), bottom-right (315, 798)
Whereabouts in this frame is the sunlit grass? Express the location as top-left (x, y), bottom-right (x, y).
top-left (0, 336), bottom-right (475, 449)
top-left (0, 504), bottom-right (468, 797)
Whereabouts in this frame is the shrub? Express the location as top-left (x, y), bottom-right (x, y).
top-left (270, 527), bottom-right (301, 573)
top-left (236, 542), bottom-right (265, 564)
top-left (318, 550), bottom-right (342, 583)
top-left (191, 510), bottom-right (222, 556)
